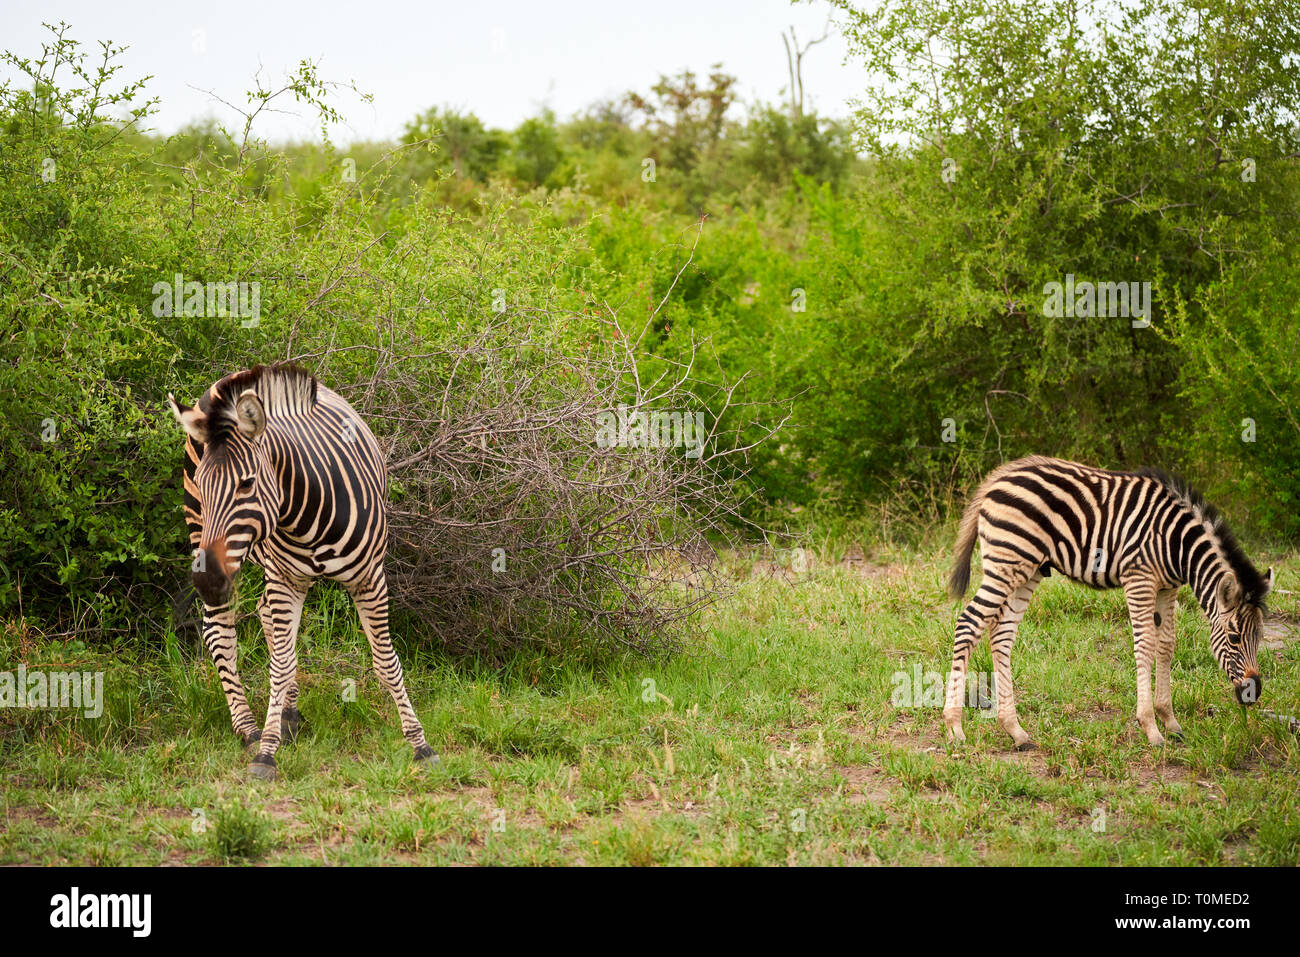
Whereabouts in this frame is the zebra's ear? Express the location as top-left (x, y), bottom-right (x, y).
top-left (168, 393), bottom-right (209, 443)
top-left (1216, 574), bottom-right (1241, 610)
top-left (234, 389), bottom-right (267, 441)
top-left (1262, 567), bottom-right (1274, 597)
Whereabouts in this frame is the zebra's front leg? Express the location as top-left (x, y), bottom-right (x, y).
top-left (348, 571), bottom-right (438, 766)
top-left (249, 582), bottom-right (308, 781)
top-left (258, 590), bottom-right (302, 743)
top-left (1122, 574), bottom-right (1164, 746)
top-left (1152, 588), bottom-right (1182, 739)
top-left (992, 574), bottom-right (1042, 750)
top-left (201, 601), bottom-right (261, 748)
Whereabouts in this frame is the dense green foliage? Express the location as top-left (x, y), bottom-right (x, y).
top-left (3, 2), bottom-right (1299, 645)
top-left (808, 0), bottom-right (1300, 521)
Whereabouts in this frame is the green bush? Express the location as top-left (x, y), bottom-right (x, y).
top-left (5, 6), bottom-right (1300, 652)
top-left (209, 797), bottom-right (272, 861)
top-left (0, 26), bottom-right (767, 649)
top-left (1171, 238), bottom-right (1300, 539)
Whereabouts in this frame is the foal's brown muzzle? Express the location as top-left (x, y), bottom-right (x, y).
top-left (1234, 672), bottom-right (1262, 706)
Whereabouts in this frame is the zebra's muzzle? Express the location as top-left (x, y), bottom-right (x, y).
top-left (192, 544), bottom-right (233, 606)
top-left (1234, 673), bottom-right (1261, 706)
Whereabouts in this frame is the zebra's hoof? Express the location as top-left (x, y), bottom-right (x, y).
top-left (247, 755), bottom-right (277, 782)
top-left (241, 730), bottom-right (262, 752)
top-left (413, 744), bottom-right (440, 767)
top-left (282, 707), bottom-right (302, 743)
top-left (1166, 729), bottom-right (1184, 742)
top-left (1015, 740), bottom-right (1036, 752)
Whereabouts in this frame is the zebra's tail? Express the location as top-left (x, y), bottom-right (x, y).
top-left (948, 491), bottom-right (984, 600)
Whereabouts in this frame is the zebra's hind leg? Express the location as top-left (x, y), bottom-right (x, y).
top-left (1152, 588), bottom-right (1182, 740)
top-left (258, 590), bottom-right (302, 743)
top-left (991, 573), bottom-right (1043, 751)
top-left (348, 571), bottom-right (438, 767)
top-left (249, 582), bottom-right (309, 781)
top-left (944, 555), bottom-right (1030, 747)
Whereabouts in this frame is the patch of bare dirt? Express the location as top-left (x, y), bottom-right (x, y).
top-left (1261, 618), bottom-right (1294, 652)
top-left (878, 723), bottom-right (946, 755)
top-left (453, 785), bottom-right (543, 829)
top-left (747, 543), bottom-right (906, 584)
top-left (1128, 759), bottom-right (1199, 788)
top-left (617, 797), bottom-right (708, 821)
top-left (261, 798), bottom-right (300, 822)
top-left (835, 764), bottom-right (898, 805)
top-left (4, 805), bottom-right (60, 828)
top-left (852, 714), bottom-right (1211, 796)
top-left (840, 544), bottom-right (907, 578)
top-left (992, 745), bottom-right (1052, 776)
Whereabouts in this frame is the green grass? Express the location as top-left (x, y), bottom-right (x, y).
top-left (3, 542), bottom-right (1299, 866)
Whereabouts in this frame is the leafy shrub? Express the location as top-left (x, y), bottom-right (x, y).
top-left (0, 26), bottom-right (769, 656)
top-left (210, 797), bottom-right (272, 861)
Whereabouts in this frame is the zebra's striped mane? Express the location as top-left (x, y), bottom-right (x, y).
top-left (198, 362), bottom-right (319, 450)
top-left (1135, 466), bottom-right (1268, 607)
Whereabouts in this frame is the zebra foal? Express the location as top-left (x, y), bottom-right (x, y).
top-left (168, 362), bottom-right (437, 779)
top-left (945, 456), bottom-right (1271, 749)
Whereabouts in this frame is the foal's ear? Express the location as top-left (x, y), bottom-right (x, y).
top-left (234, 389), bottom-right (267, 441)
top-left (1262, 567), bottom-right (1274, 598)
top-left (168, 393), bottom-right (209, 443)
top-left (1216, 574), bottom-right (1241, 610)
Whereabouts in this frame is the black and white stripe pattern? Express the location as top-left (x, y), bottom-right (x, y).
top-left (945, 456), bottom-right (1272, 749)
top-left (169, 363), bottom-right (435, 778)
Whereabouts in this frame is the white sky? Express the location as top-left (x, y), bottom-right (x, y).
top-left (3, 0), bottom-right (872, 143)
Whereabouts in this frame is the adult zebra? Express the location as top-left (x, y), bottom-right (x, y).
top-left (168, 363), bottom-right (437, 779)
top-left (945, 455), bottom-right (1272, 750)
